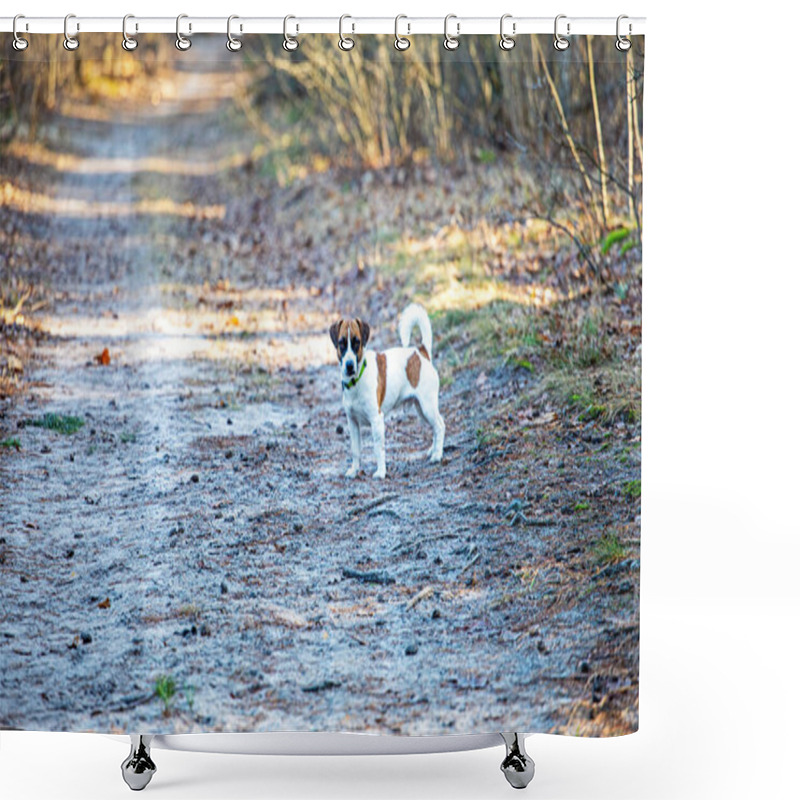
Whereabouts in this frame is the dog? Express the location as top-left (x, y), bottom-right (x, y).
top-left (329, 303), bottom-right (445, 479)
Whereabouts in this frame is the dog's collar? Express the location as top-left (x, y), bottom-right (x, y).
top-left (342, 359), bottom-right (367, 391)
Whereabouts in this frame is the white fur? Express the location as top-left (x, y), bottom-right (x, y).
top-left (399, 302), bottom-right (433, 358)
top-left (339, 305), bottom-right (445, 480)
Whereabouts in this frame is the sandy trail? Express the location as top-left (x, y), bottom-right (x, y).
top-left (1, 58), bottom-right (638, 736)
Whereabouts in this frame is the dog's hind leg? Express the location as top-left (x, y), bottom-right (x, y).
top-left (371, 412), bottom-right (386, 479)
top-left (417, 395), bottom-right (445, 462)
top-left (345, 412), bottom-right (362, 478)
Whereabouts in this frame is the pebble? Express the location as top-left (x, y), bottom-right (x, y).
top-left (220, 582), bottom-right (228, 594)
top-left (336, 424), bottom-right (344, 434)
top-left (190, 474), bottom-right (199, 483)
top-left (432, 609), bottom-right (441, 620)
top-left (80, 632), bottom-right (92, 644)
top-left (405, 643), bottom-right (419, 656)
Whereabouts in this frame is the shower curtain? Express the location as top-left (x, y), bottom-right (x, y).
top-left (0, 28), bottom-right (643, 739)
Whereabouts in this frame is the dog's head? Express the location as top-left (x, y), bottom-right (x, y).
top-left (329, 318), bottom-right (370, 382)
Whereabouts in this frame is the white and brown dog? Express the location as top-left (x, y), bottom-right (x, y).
top-left (330, 303), bottom-right (445, 479)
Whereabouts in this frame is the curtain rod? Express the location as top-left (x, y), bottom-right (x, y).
top-left (0, 16), bottom-right (646, 37)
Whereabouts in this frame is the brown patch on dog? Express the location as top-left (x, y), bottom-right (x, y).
top-left (418, 344), bottom-right (430, 361)
top-left (376, 352), bottom-right (387, 410)
top-left (405, 352), bottom-right (421, 388)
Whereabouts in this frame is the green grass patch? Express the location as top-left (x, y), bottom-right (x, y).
top-left (623, 479), bottom-right (641, 499)
top-left (601, 227), bottom-right (630, 255)
top-left (574, 501), bottom-right (590, 511)
top-left (120, 432), bottom-right (137, 444)
top-left (593, 532), bottom-right (626, 565)
top-left (1, 437), bottom-right (21, 450)
top-left (27, 414), bottom-right (85, 435)
top-left (155, 675), bottom-right (177, 717)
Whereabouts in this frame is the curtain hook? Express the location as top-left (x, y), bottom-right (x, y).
top-left (616, 15), bottom-right (632, 51)
top-left (443, 14), bottom-right (460, 51)
top-left (63, 13), bottom-right (79, 51)
top-left (553, 14), bottom-right (570, 51)
top-left (12, 14), bottom-right (29, 51)
top-left (339, 14), bottom-right (355, 51)
top-left (226, 15), bottom-right (243, 51)
top-left (394, 14), bottom-right (410, 51)
top-left (175, 13), bottom-right (192, 51)
top-left (122, 14), bottom-right (138, 51)
top-left (282, 15), bottom-right (299, 51)
top-left (499, 14), bottom-right (516, 51)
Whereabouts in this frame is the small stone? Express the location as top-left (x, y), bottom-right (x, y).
top-left (336, 424), bottom-right (344, 435)
top-left (220, 582), bottom-right (228, 594)
top-left (227, 418), bottom-right (233, 426)
top-left (580, 661), bottom-right (590, 674)
top-left (80, 632), bottom-right (92, 644)
top-left (225, 450), bottom-right (234, 459)
top-left (405, 643), bottom-right (419, 656)
top-left (293, 522), bottom-right (303, 532)
top-left (65, 549), bottom-right (74, 559)
top-left (190, 474), bottom-right (199, 483)
top-left (431, 609), bottom-right (441, 620)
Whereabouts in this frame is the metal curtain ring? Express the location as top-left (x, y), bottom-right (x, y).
top-left (339, 14), bottom-right (355, 51)
top-left (12, 14), bottom-right (29, 51)
top-left (499, 14), bottom-right (516, 50)
top-left (553, 14), bottom-right (570, 51)
top-left (122, 14), bottom-right (138, 51)
top-left (226, 15), bottom-right (243, 51)
top-left (282, 15), bottom-right (299, 51)
top-left (175, 14), bottom-right (192, 51)
top-left (616, 15), bottom-right (632, 51)
top-left (443, 14), bottom-right (460, 51)
top-left (394, 14), bottom-right (410, 51)
top-left (63, 13), bottom-right (79, 51)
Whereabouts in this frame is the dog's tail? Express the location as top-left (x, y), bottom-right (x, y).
top-left (399, 303), bottom-right (434, 360)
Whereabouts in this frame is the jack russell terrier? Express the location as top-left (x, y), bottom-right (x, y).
top-left (330, 303), bottom-right (445, 479)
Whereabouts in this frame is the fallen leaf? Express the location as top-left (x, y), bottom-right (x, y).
top-left (95, 348), bottom-right (110, 366)
top-left (98, 597), bottom-right (110, 609)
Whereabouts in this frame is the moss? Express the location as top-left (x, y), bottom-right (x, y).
top-left (593, 532), bottom-right (626, 564)
top-left (26, 414), bottom-right (85, 435)
top-left (623, 479), bottom-right (641, 499)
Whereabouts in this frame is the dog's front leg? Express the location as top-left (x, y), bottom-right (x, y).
top-left (371, 412), bottom-right (386, 479)
top-left (345, 412), bottom-right (362, 478)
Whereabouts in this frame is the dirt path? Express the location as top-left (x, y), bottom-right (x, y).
top-left (1, 56), bottom-right (639, 736)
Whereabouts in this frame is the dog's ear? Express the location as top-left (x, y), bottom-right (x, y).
top-left (329, 320), bottom-right (342, 349)
top-left (357, 319), bottom-right (370, 347)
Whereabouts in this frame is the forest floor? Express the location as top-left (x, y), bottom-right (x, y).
top-left (1, 52), bottom-right (640, 737)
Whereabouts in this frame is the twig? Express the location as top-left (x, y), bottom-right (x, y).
top-left (348, 494), bottom-right (399, 518)
top-left (405, 585), bottom-right (435, 610)
top-left (92, 691), bottom-right (156, 716)
top-left (342, 567), bottom-right (395, 585)
top-left (459, 552), bottom-right (481, 575)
